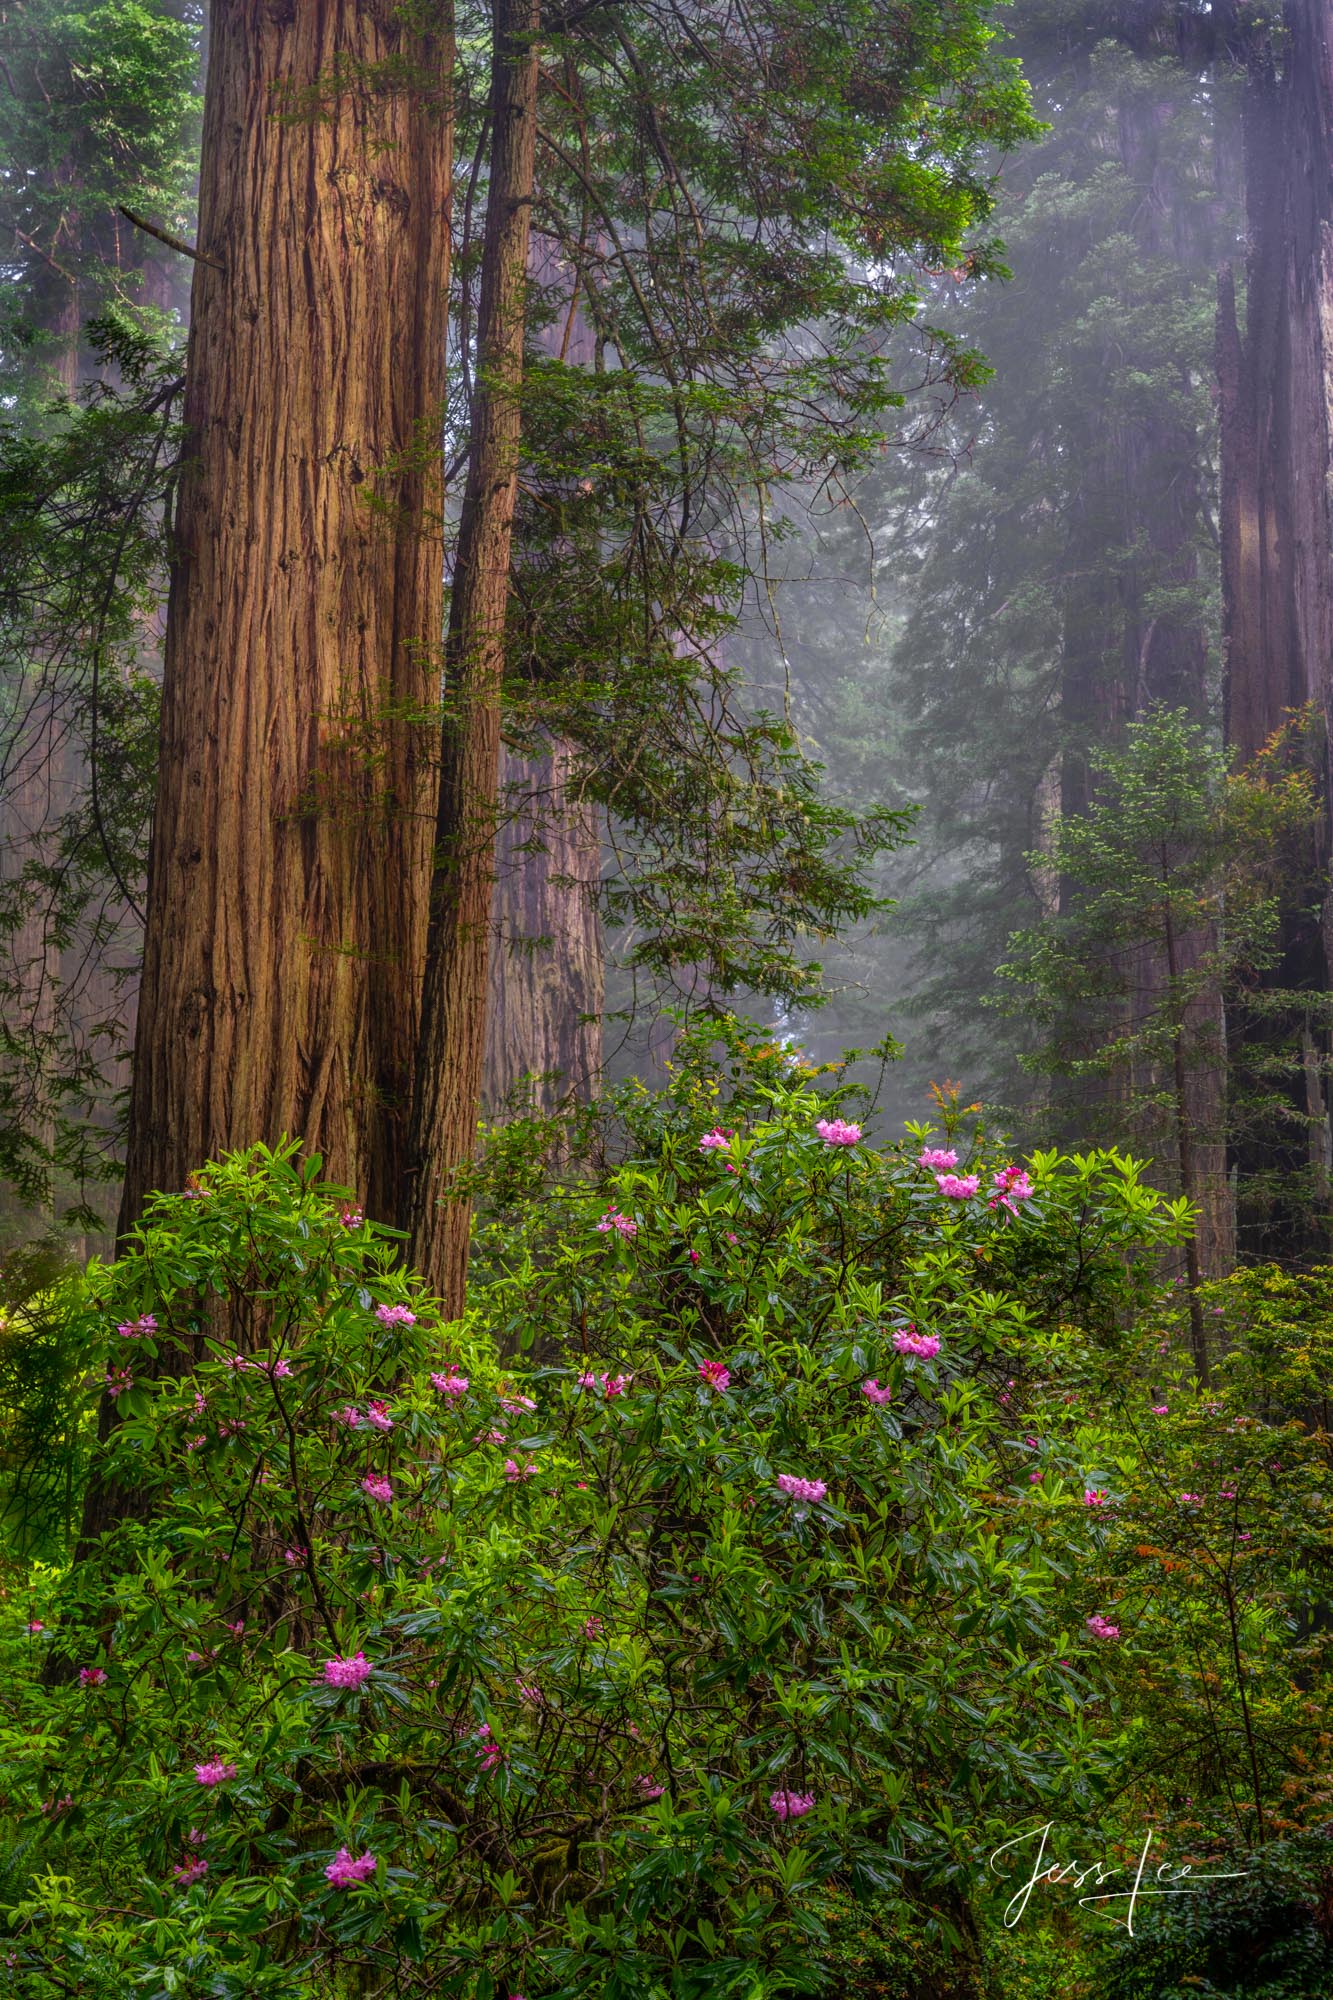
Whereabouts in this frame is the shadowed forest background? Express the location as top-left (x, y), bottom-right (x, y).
top-left (3, 0), bottom-right (1333, 1994)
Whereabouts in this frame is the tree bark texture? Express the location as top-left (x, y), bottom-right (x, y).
top-left (117, 0), bottom-right (453, 1240)
top-left (408, 0), bottom-right (540, 1311)
top-left (481, 237), bottom-right (603, 1118)
top-left (1217, 0), bottom-right (1333, 1252)
top-left (483, 739), bottom-right (602, 1115)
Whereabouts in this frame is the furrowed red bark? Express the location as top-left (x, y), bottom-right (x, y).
top-left (116, 0), bottom-right (454, 1247)
top-left (407, 0), bottom-right (541, 1311)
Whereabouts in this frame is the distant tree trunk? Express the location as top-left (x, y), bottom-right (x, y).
top-left (116, 0), bottom-right (453, 1246)
top-left (407, 0), bottom-right (540, 1312)
top-left (1217, 0), bottom-right (1333, 1256)
top-left (482, 240), bottom-right (603, 1118)
top-left (483, 740), bottom-right (601, 1116)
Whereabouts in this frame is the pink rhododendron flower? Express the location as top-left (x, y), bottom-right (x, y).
top-left (325, 1847), bottom-right (377, 1888)
top-left (475, 1724), bottom-right (505, 1770)
top-left (500, 1392), bottom-right (536, 1414)
top-left (918, 1147), bottom-right (958, 1170)
top-left (335, 1405), bottom-right (363, 1427)
top-left (935, 1172), bottom-right (980, 1199)
top-left (1029, 1470), bottom-right (1044, 1484)
top-left (193, 1759), bottom-right (237, 1786)
top-left (504, 1457), bottom-right (536, 1482)
top-left (892, 1328), bottom-right (940, 1360)
top-left (1151, 1404), bottom-right (1169, 1415)
top-left (431, 1369), bottom-right (469, 1396)
top-left (117, 1314), bottom-right (157, 1338)
top-left (1180, 1491), bottom-right (1204, 1506)
top-left (323, 1652), bottom-right (373, 1690)
top-left (105, 1366), bottom-right (133, 1399)
top-left (172, 1856), bottom-right (208, 1888)
top-left (596, 1207), bottom-right (638, 1239)
top-left (815, 1117), bottom-right (861, 1146)
top-left (1083, 1489), bottom-right (1108, 1508)
top-left (79, 1666), bottom-right (106, 1686)
top-left (861, 1378), bottom-right (892, 1404)
top-left (340, 1207), bottom-right (364, 1229)
top-left (582, 1617), bottom-right (603, 1638)
top-left (1084, 1615), bottom-right (1120, 1641)
top-left (698, 1128), bottom-right (733, 1151)
top-left (361, 1475), bottom-right (393, 1504)
top-left (516, 1679), bottom-right (542, 1704)
top-left (366, 1400), bottom-right (394, 1432)
top-left (603, 1373), bottom-right (631, 1397)
top-left (475, 1428), bottom-right (507, 1445)
top-left (636, 1776), bottom-right (665, 1799)
top-left (26, 1620), bottom-right (43, 1634)
top-left (217, 1418), bottom-right (247, 1439)
top-left (776, 1473), bottom-right (827, 1504)
top-left (688, 1248), bottom-right (701, 1265)
top-left (697, 1359), bottom-right (731, 1392)
top-left (769, 1789), bottom-right (815, 1819)
top-left (375, 1303), bottom-right (416, 1328)
top-left (284, 1547), bottom-right (306, 1567)
top-left (224, 1620), bottom-right (245, 1640)
top-left (267, 1357), bottom-right (293, 1378)
top-left (990, 1165), bottom-right (1035, 1215)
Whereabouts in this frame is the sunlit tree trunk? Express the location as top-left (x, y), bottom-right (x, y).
top-left (116, 0), bottom-right (454, 1249)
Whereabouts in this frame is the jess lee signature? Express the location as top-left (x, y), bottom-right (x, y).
top-left (989, 1822), bottom-right (1249, 1934)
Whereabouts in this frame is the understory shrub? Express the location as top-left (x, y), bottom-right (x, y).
top-left (0, 1025), bottom-right (1265, 1998)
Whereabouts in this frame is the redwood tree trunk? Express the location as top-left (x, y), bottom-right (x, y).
top-left (117, 0), bottom-right (453, 1241)
top-left (1218, 0), bottom-right (1333, 1256)
top-left (483, 739), bottom-right (602, 1116)
top-left (407, 0), bottom-right (541, 1310)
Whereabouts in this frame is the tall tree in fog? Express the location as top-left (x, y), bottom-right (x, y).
top-left (1216, 0), bottom-right (1333, 1254)
top-left (117, 3), bottom-right (454, 1249)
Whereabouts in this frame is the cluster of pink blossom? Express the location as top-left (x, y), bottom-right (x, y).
top-left (25, 1620), bottom-right (44, 1634)
top-left (360, 1475), bottom-right (393, 1504)
top-left (366, 1400), bottom-right (394, 1432)
top-left (516, 1679), bottom-right (543, 1704)
top-left (105, 1366), bottom-right (133, 1400)
top-left (776, 1473), bottom-right (828, 1504)
top-left (224, 1619), bottom-right (245, 1640)
top-left (1084, 1615), bottom-right (1120, 1641)
top-left (595, 1207), bottom-right (639, 1239)
top-left (636, 1776), bottom-right (665, 1800)
top-left (1150, 1404), bottom-right (1169, 1416)
top-left (1083, 1489), bottom-right (1108, 1508)
top-left (935, 1172), bottom-right (981, 1199)
top-left (323, 1652), bottom-right (373, 1689)
top-left (990, 1164), bottom-right (1035, 1215)
top-left (1179, 1491), bottom-right (1204, 1507)
top-left (375, 1303), bottom-right (417, 1328)
top-left (193, 1758), bottom-right (237, 1786)
top-left (698, 1127), bottom-right (733, 1152)
top-left (504, 1457), bottom-right (537, 1482)
top-left (861, 1378), bottom-right (892, 1404)
top-left (815, 1117), bottom-right (861, 1146)
top-left (582, 1616), bottom-right (604, 1639)
top-left (283, 1546), bottom-right (306, 1567)
top-left (217, 1417), bottom-right (247, 1439)
top-left (475, 1428), bottom-right (507, 1445)
top-left (79, 1666), bottom-right (106, 1686)
top-left (116, 1314), bottom-right (157, 1339)
top-left (892, 1327), bottom-right (941, 1360)
top-left (697, 1359), bottom-right (731, 1393)
top-left (325, 1847), bottom-right (377, 1888)
top-left (430, 1369), bottom-right (469, 1396)
top-left (172, 1855), bottom-right (208, 1889)
top-left (475, 1724), bottom-right (505, 1772)
top-left (577, 1370), bottom-right (632, 1397)
top-left (500, 1391), bottom-right (537, 1414)
top-left (335, 1405), bottom-right (362, 1427)
top-left (688, 1248), bottom-right (701, 1265)
top-left (769, 1789), bottom-right (815, 1819)
top-left (918, 1146), bottom-right (958, 1170)
top-left (340, 1207), bottom-right (364, 1229)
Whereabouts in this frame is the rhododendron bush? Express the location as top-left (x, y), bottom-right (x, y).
top-left (0, 1030), bottom-right (1207, 1996)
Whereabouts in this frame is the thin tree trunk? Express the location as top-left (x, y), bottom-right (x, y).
top-left (116, 0), bottom-right (453, 1253)
top-left (407, 0), bottom-right (541, 1311)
